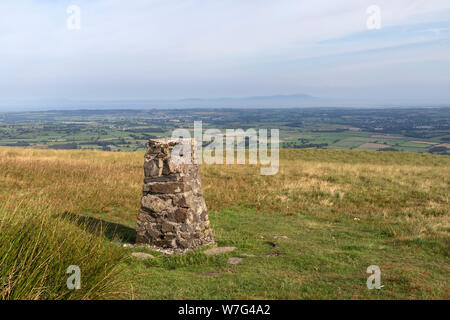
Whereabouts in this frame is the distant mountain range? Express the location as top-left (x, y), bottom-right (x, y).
top-left (179, 93), bottom-right (314, 102)
top-left (0, 94), bottom-right (448, 112)
top-left (0, 94), bottom-right (318, 111)
top-left (175, 94), bottom-right (317, 107)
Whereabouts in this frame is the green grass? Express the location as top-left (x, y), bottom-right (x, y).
top-left (0, 146), bottom-right (448, 299)
top-left (0, 202), bottom-right (130, 299)
top-left (124, 207), bottom-right (448, 299)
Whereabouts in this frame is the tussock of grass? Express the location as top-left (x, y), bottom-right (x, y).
top-left (0, 201), bottom-right (129, 300)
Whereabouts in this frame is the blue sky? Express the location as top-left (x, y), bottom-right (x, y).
top-left (0, 0), bottom-right (450, 106)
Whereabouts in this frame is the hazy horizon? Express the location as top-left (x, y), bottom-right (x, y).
top-left (1, 0), bottom-right (450, 111)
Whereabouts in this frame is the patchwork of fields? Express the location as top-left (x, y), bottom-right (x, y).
top-left (1, 108), bottom-right (449, 154)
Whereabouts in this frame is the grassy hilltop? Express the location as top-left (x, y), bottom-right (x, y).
top-left (0, 147), bottom-right (448, 299)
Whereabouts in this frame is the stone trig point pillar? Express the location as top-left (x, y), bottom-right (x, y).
top-left (136, 138), bottom-right (215, 251)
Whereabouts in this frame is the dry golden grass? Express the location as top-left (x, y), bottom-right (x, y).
top-left (1, 147), bottom-right (448, 240)
top-left (0, 146), bottom-right (449, 299)
top-left (0, 148), bottom-right (142, 224)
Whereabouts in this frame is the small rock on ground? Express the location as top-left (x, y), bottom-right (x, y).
top-left (273, 235), bottom-right (289, 240)
top-left (241, 254), bottom-right (256, 257)
top-left (264, 241), bottom-right (278, 248)
top-left (227, 257), bottom-right (243, 265)
top-left (266, 251), bottom-right (280, 257)
top-left (204, 247), bottom-right (236, 255)
top-left (199, 272), bottom-right (222, 277)
top-left (132, 252), bottom-right (154, 259)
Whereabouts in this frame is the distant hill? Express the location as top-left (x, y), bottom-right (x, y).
top-left (0, 94), bottom-right (318, 111)
top-left (2, 94), bottom-right (449, 112)
top-left (177, 94), bottom-right (316, 108)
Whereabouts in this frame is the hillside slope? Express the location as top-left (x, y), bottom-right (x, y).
top-left (0, 147), bottom-right (448, 299)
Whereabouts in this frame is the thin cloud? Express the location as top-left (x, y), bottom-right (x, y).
top-left (0, 0), bottom-right (449, 103)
